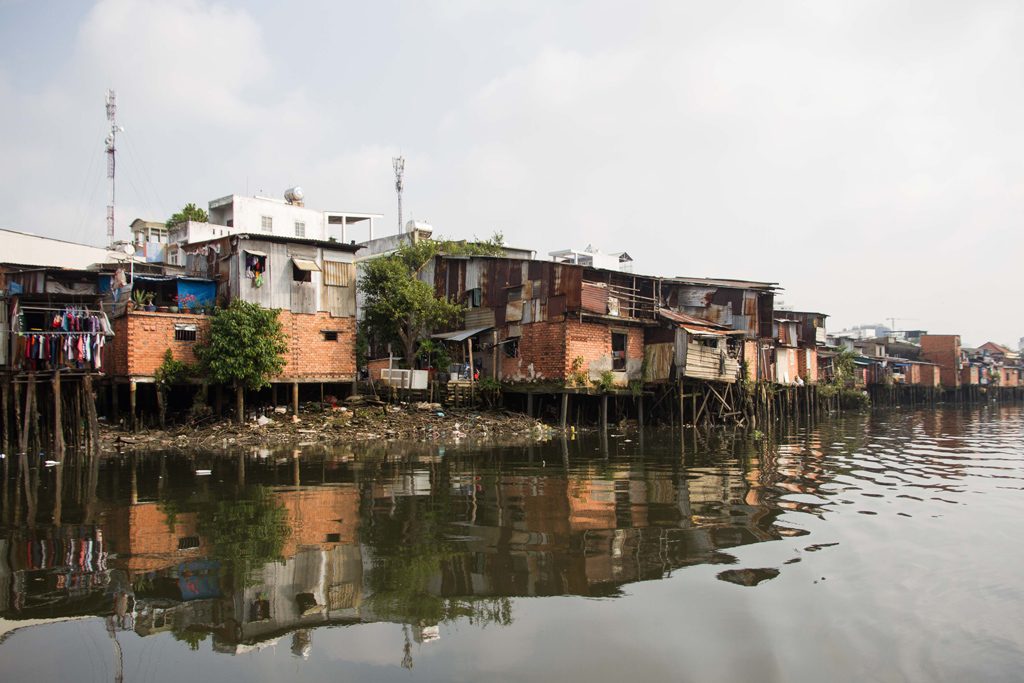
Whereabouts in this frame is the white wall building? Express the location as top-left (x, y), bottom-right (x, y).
top-left (0, 228), bottom-right (143, 270)
top-left (549, 245), bottom-right (633, 272)
top-left (162, 189), bottom-right (382, 266)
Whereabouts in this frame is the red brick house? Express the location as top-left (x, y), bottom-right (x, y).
top-left (920, 334), bottom-right (964, 389)
top-left (430, 256), bottom-right (651, 387)
top-left (108, 233), bottom-right (359, 395)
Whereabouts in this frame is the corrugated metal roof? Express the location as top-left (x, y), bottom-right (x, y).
top-left (657, 308), bottom-right (728, 329)
top-left (431, 326), bottom-right (493, 342)
top-left (664, 276), bottom-right (780, 291)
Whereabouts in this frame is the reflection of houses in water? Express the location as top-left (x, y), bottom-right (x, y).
top-left (128, 483), bottom-right (365, 651)
top-left (393, 462), bottom-right (786, 599)
top-left (0, 444), bottom-right (820, 657)
top-left (227, 542), bottom-right (363, 648)
top-left (0, 527), bottom-right (109, 619)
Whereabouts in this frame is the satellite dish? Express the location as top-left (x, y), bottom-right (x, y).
top-left (122, 243), bottom-right (135, 256)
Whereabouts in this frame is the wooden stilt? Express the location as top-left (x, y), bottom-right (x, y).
top-left (129, 379), bottom-right (138, 433)
top-left (292, 381), bottom-right (300, 416)
top-left (52, 372), bottom-right (64, 525)
top-left (235, 384), bottom-right (245, 424)
top-left (155, 383), bottom-right (166, 429)
top-left (560, 392), bottom-right (569, 429)
top-left (678, 381), bottom-right (685, 429)
top-left (601, 393), bottom-right (609, 432)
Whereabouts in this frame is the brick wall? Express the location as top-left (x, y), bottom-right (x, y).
top-left (499, 319), bottom-right (644, 384)
top-left (110, 310), bottom-right (355, 381)
top-left (799, 347), bottom-right (818, 383)
top-left (919, 365), bottom-right (940, 387)
top-left (920, 335), bottom-right (961, 388)
top-left (107, 311), bottom-right (209, 378)
top-left (279, 311), bottom-right (356, 380)
top-left (564, 320), bottom-right (643, 385)
top-left (501, 320), bottom-right (567, 382)
top-left (743, 340), bottom-right (759, 382)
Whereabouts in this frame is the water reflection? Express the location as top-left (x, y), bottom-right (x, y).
top-left (1, 405), bottom-right (1021, 671)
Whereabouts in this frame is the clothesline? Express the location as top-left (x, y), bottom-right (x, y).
top-left (15, 330), bottom-right (111, 336)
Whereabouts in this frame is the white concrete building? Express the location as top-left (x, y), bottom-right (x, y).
top-left (207, 191), bottom-right (381, 243)
top-left (0, 228), bottom-right (143, 270)
top-left (162, 190), bottom-right (382, 266)
top-left (549, 245), bottom-right (633, 272)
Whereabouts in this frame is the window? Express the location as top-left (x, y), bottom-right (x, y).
top-left (325, 533), bottom-right (341, 543)
top-left (322, 331), bottom-right (338, 341)
top-left (504, 337), bottom-right (520, 358)
top-left (612, 332), bottom-right (627, 371)
top-left (295, 221), bottom-right (305, 237)
top-left (292, 258), bottom-right (319, 283)
top-left (245, 251), bottom-right (267, 282)
top-left (323, 260), bottom-right (353, 287)
top-left (174, 324), bottom-right (197, 342)
top-left (178, 536), bottom-right (200, 550)
top-left (261, 215), bottom-right (273, 232)
top-left (466, 287), bottom-right (482, 307)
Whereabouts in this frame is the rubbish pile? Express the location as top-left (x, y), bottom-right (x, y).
top-left (100, 398), bottom-right (557, 453)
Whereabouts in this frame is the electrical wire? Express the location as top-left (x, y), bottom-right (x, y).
top-left (122, 132), bottom-right (167, 222)
top-left (72, 141), bottom-right (103, 244)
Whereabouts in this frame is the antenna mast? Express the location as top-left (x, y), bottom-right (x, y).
top-left (393, 156), bottom-right (405, 234)
top-left (104, 89), bottom-right (122, 245)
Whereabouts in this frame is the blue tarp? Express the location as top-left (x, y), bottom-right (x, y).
top-left (177, 559), bottom-right (222, 601)
top-left (176, 279), bottom-right (216, 308)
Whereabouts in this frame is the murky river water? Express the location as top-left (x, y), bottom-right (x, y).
top-left (0, 405), bottom-right (1022, 682)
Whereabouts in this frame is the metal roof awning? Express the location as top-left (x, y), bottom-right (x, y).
top-left (243, 249), bottom-right (267, 257)
top-left (657, 308), bottom-right (728, 329)
top-left (292, 258), bottom-right (321, 272)
top-left (681, 325), bottom-right (744, 337)
top-left (682, 325), bottom-right (725, 337)
top-left (431, 326), bottom-right (493, 342)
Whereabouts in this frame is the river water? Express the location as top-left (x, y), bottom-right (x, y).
top-left (0, 405), bottom-right (1022, 682)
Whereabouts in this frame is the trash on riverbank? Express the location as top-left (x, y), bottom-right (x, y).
top-left (99, 401), bottom-right (558, 453)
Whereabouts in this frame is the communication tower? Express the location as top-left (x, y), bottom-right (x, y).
top-left (393, 156), bottom-right (405, 233)
top-left (104, 89), bottom-right (124, 244)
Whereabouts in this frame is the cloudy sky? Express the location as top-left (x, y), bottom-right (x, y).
top-left (1, 0), bottom-right (1021, 346)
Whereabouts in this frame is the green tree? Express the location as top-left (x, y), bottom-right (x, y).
top-left (154, 348), bottom-right (192, 428)
top-left (195, 300), bottom-right (287, 423)
top-left (197, 485), bottom-right (289, 590)
top-left (166, 202), bottom-right (208, 226)
top-left (360, 233), bottom-right (505, 366)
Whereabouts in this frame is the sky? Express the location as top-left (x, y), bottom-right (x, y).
top-left (1, 0), bottom-right (1021, 347)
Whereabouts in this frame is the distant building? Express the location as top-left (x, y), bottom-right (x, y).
top-left (0, 228), bottom-right (141, 270)
top-left (130, 219), bottom-right (169, 263)
top-left (549, 245), bottom-right (634, 272)
top-left (158, 189), bottom-right (382, 266)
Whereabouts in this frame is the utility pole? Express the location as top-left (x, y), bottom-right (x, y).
top-left (393, 156), bottom-right (405, 234)
top-left (105, 90), bottom-right (124, 246)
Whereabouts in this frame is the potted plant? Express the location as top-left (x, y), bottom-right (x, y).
top-left (132, 289), bottom-right (156, 312)
top-left (179, 293), bottom-right (198, 314)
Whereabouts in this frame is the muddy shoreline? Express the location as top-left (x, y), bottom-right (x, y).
top-left (100, 399), bottom-right (559, 453)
